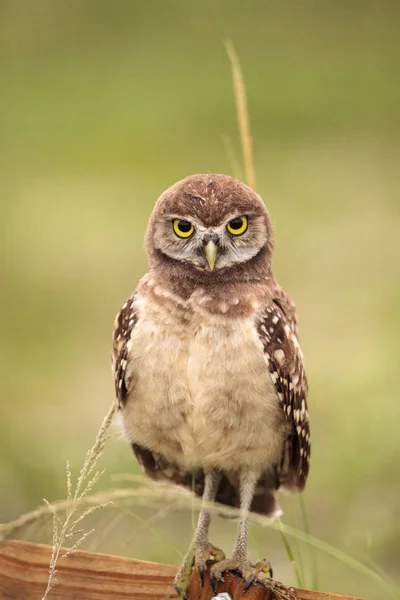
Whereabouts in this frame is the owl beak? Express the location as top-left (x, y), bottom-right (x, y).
top-left (204, 240), bottom-right (218, 270)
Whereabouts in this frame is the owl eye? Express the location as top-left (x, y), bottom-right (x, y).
top-left (227, 215), bottom-right (248, 236)
top-left (173, 219), bottom-right (195, 238)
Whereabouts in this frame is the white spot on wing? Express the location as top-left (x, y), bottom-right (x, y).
top-left (274, 349), bottom-right (285, 363)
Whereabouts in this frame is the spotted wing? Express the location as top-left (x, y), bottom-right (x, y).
top-left (112, 294), bottom-right (183, 482)
top-left (112, 293), bottom-right (138, 409)
top-left (256, 300), bottom-right (310, 490)
top-left (272, 284), bottom-right (299, 338)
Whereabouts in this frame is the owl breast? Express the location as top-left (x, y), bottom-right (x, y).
top-left (121, 294), bottom-right (286, 474)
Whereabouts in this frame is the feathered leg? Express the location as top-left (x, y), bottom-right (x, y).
top-left (174, 470), bottom-right (225, 598)
top-left (210, 469), bottom-right (281, 594)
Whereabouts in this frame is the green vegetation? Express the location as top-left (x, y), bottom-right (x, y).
top-left (1, 2), bottom-right (399, 599)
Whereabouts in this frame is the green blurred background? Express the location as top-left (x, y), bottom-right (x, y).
top-left (1, 1), bottom-right (399, 598)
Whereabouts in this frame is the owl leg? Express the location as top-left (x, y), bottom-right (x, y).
top-left (208, 471), bottom-right (287, 598)
top-left (209, 470), bottom-right (295, 599)
top-left (209, 469), bottom-right (259, 589)
top-left (174, 470), bottom-right (224, 598)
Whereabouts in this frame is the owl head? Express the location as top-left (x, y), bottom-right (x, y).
top-left (145, 174), bottom-right (274, 281)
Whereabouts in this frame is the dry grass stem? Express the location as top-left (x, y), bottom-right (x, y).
top-left (225, 40), bottom-right (256, 191)
top-left (221, 134), bottom-right (244, 180)
top-left (39, 402), bottom-right (116, 599)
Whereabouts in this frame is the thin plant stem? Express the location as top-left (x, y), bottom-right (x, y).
top-left (361, 554), bottom-right (400, 597)
top-left (40, 402), bottom-right (116, 599)
top-left (248, 523), bottom-right (263, 561)
top-left (277, 518), bottom-right (304, 588)
top-left (121, 506), bottom-right (183, 561)
top-left (225, 40), bottom-right (256, 191)
top-left (221, 134), bottom-right (244, 180)
top-left (299, 494), bottom-right (318, 590)
top-left (289, 500), bottom-right (305, 587)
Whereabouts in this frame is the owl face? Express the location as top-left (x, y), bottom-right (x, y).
top-left (151, 210), bottom-right (268, 272)
top-left (146, 174), bottom-right (274, 275)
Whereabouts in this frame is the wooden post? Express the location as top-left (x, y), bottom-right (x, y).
top-left (0, 540), bottom-right (363, 600)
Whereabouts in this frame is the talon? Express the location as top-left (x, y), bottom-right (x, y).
top-left (176, 540), bottom-right (224, 595)
top-left (241, 558), bottom-right (275, 594)
top-left (210, 573), bottom-right (221, 595)
top-left (198, 564), bottom-right (205, 587)
top-left (255, 558), bottom-right (273, 579)
top-left (243, 575), bottom-right (256, 594)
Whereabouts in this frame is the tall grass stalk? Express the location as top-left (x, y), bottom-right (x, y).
top-left (40, 402), bottom-right (115, 599)
top-left (248, 523), bottom-right (263, 562)
top-left (277, 518), bottom-right (304, 588)
top-left (121, 506), bottom-right (183, 561)
top-left (221, 134), bottom-right (244, 180)
top-left (299, 495), bottom-right (318, 590)
top-left (289, 501), bottom-right (305, 587)
top-left (225, 40), bottom-right (256, 191)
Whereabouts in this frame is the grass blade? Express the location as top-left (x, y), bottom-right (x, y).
top-left (225, 40), bottom-right (256, 191)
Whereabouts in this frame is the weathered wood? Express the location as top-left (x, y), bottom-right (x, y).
top-left (0, 540), bottom-right (177, 600)
top-left (0, 540), bottom-right (362, 600)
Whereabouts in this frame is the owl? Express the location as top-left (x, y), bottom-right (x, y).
top-left (112, 174), bottom-right (310, 597)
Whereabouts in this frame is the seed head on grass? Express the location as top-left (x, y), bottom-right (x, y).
top-left (40, 402), bottom-right (116, 600)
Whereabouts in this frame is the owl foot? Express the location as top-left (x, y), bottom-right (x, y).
top-left (244, 562), bottom-right (297, 600)
top-left (174, 542), bottom-right (225, 599)
top-left (209, 554), bottom-right (256, 593)
top-left (197, 542), bottom-right (226, 586)
top-left (210, 556), bottom-right (295, 599)
top-left (243, 558), bottom-right (274, 592)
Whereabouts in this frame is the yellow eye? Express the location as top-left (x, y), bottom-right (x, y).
top-left (173, 219), bottom-right (195, 238)
top-left (227, 215), bottom-right (248, 236)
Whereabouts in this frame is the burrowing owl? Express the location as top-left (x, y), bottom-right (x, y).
top-left (112, 174), bottom-right (310, 597)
